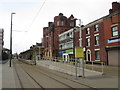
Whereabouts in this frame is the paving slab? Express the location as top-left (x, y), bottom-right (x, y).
top-left (2, 61), bottom-right (16, 88)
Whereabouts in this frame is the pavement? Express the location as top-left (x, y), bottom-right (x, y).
top-left (1, 60), bottom-right (16, 88)
top-left (1, 59), bottom-right (119, 89)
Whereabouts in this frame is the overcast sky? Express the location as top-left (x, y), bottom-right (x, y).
top-left (0, 0), bottom-right (119, 54)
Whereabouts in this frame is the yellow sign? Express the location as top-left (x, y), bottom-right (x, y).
top-left (75, 48), bottom-right (84, 58)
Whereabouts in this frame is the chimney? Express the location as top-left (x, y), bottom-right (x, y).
top-left (109, 9), bottom-right (113, 14)
top-left (112, 2), bottom-right (120, 12)
top-left (48, 22), bottom-right (53, 27)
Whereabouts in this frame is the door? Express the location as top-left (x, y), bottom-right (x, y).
top-left (86, 49), bottom-right (91, 61)
top-left (63, 54), bottom-right (68, 62)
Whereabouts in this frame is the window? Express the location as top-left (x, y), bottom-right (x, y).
top-left (94, 24), bottom-right (99, 32)
top-left (70, 32), bottom-right (73, 38)
top-left (86, 37), bottom-right (90, 46)
top-left (70, 21), bottom-right (74, 27)
top-left (59, 44), bottom-right (62, 49)
top-left (95, 50), bottom-right (100, 60)
top-left (67, 33), bottom-right (70, 37)
top-left (95, 35), bottom-right (99, 45)
top-left (112, 26), bottom-right (118, 37)
top-left (57, 21), bottom-right (60, 26)
top-left (61, 21), bottom-right (64, 26)
top-left (86, 28), bottom-right (90, 34)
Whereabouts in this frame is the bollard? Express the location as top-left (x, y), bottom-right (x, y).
top-left (82, 58), bottom-right (85, 78)
top-left (102, 62), bottom-right (104, 75)
top-left (92, 61), bottom-right (94, 71)
top-left (75, 58), bottom-right (78, 80)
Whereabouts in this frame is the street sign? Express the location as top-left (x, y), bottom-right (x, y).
top-left (75, 47), bottom-right (84, 58)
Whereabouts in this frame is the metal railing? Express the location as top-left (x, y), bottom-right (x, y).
top-left (40, 57), bottom-right (105, 75)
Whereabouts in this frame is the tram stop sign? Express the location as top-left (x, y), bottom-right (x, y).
top-left (75, 47), bottom-right (84, 58)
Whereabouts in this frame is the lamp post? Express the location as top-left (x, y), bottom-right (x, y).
top-left (72, 18), bottom-right (83, 79)
top-left (73, 27), bottom-right (77, 79)
top-left (10, 12), bottom-right (16, 67)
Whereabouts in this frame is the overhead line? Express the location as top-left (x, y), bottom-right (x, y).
top-left (28, 0), bottom-right (47, 30)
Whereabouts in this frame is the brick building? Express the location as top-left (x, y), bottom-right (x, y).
top-left (19, 43), bottom-right (44, 60)
top-left (82, 2), bottom-right (120, 66)
top-left (43, 13), bottom-right (76, 57)
top-left (43, 2), bottom-right (120, 66)
top-left (104, 2), bottom-right (120, 66)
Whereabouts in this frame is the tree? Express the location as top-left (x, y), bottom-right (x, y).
top-left (2, 51), bottom-right (9, 60)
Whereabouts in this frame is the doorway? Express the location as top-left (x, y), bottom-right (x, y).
top-left (63, 54), bottom-right (69, 62)
top-left (86, 49), bottom-right (91, 61)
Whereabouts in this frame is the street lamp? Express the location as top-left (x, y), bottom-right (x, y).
top-left (71, 18), bottom-right (83, 79)
top-left (10, 12), bottom-right (16, 67)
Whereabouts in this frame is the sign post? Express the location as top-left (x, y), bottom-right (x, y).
top-left (75, 47), bottom-right (84, 77)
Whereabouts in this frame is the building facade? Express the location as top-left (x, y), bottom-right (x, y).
top-left (58, 27), bottom-right (80, 61)
top-left (104, 2), bottom-right (120, 66)
top-left (81, 2), bottom-right (120, 66)
top-left (82, 18), bottom-right (106, 63)
top-left (42, 2), bottom-right (120, 66)
top-left (43, 13), bottom-right (76, 57)
top-left (19, 43), bottom-right (44, 60)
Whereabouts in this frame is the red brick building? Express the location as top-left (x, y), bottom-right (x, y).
top-left (82, 18), bottom-right (106, 62)
top-left (104, 2), bottom-right (120, 66)
top-left (82, 2), bottom-right (120, 66)
top-left (43, 2), bottom-right (120, 66)
top-left (43, 13), bottom-right (76, 57)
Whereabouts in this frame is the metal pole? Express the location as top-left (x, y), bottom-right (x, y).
top-left (82, 57), bottom-right (85, 78)
top-left (92, 61), bottom-right (94, 71)
top-left (10, 13), bottom-right (15, 67)
top-left (102, 62), bottom-right (104, 75)
top-left (73, 28), bottom-right (77, 79)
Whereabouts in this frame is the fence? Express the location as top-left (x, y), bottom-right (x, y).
top-left (19, 56), bottom-right (105, 78)
top-left (39, 57), bottom-right (105, 76)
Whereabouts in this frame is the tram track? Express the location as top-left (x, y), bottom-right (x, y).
top-left (35, 65), bottom-right (99, 90)
top-left (20, 61), bottom-right (77, 89)
top-left (14, 60), bottom-right (99, 89)
top-left (13, 61), bottom-right (45, 89)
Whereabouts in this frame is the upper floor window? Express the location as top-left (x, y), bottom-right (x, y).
top-left (70, 21), bottom-right (74, 27)
top-left (112, 26), bottom-right (118, 37)
top-left (86, 37), bottom-right (90, 46)
top-left (61, 21), bottom-right (64, 26)
top-left (94, 24), bottom-right (99, 32)
top-left (95, 35), bottom-right (99, 46)
top-left (86, 28), bottom-right (90, 34)
top-left (57, 21), bottom-right (60, 26)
